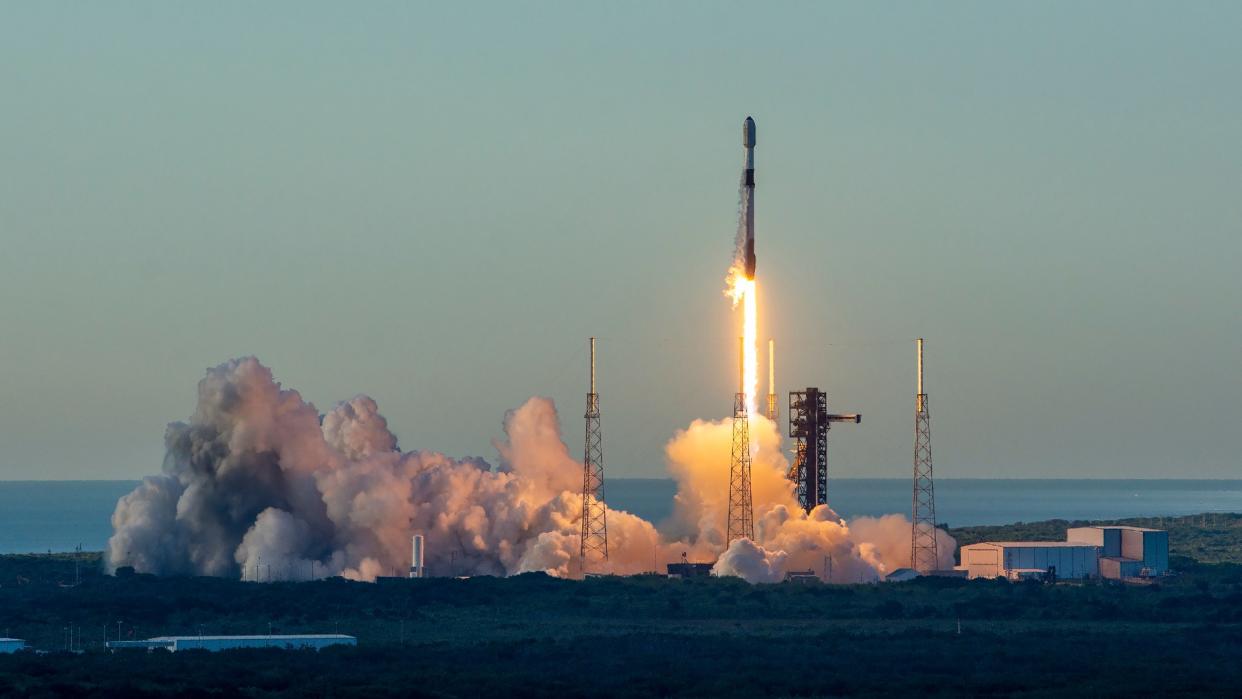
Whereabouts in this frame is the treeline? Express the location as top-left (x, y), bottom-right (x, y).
top-left (4, 553), bottom-right (1242, 650)
top-left (4, 537), bottom-right (1242, 695)
top-left (4, 624), bottom-right (1242, 698)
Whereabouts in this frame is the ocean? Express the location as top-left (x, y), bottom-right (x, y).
top-left (4, 478), bottom-right (1242, 554)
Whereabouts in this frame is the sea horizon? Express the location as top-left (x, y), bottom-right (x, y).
top-left (3, 477), bottom-right (1241, 555)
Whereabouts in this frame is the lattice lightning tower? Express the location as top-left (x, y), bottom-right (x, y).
top-left (580, 337), bottom-right (608, 568)
top-left (727, 337), bottom-right (755, 543)
top-left (911, 338), bottom-right (938, 573)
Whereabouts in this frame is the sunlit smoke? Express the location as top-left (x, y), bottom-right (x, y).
top-left (107, 358), bottom-right (955, 585)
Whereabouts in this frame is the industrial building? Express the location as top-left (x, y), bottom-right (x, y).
top-left (1067, 526), bottom-right (1169, 579)
top-left (0, 638), bottom-right (27, 654)
top-left (107, 634), bottom-right (356, 652)
top-left (959, 542), bottom-right (1100, 580)
top-left (960, 525), bottom-right (1170, 581)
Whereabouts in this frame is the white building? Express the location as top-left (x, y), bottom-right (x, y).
top-left (107, 634), bottom-right (356, 652)
top-left (1067, 526), bottom-right (1169, 579)
top-left (959, 542), bottom-right (1100, 580)
top-left (0, 638), bottom-right (27, 654)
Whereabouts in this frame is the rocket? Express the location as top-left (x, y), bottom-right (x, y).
top-left (742, 116), bottom-right (756, 280)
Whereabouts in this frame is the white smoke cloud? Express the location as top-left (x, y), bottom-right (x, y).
top-left (712, 538), bottom-right (788, 583)
top-left (846, 514), bottom-right (958, 575)
top-left (659, 412), bottom-right (940, 584)
top-left (108, 357), bottom-right (954, 584)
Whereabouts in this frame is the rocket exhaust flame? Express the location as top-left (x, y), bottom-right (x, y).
top-left (725, 271), bottom-right (758, 417)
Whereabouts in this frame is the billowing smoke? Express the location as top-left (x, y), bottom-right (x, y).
top-left (108, 358), bottom-right (955, 583)
top-left (660, 414), bottom-right (956, 583)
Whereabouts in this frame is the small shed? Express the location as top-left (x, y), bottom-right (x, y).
top-left (885, 568), bottom-right (921, 583)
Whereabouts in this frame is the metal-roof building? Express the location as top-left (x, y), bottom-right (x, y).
top-left (885, 568), bottom-right (921, 583)
top-left (959, 542), bottom-right (1100, 580)
top-left (0, 638), bottom-right (27, 654)
top-left (1067, 526), bottom-right (1169, 578)
top-left (107, 634), bottom-right (356, 652)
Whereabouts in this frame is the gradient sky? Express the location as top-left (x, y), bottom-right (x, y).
top-left (1, 2), bottom-right (1238, 480)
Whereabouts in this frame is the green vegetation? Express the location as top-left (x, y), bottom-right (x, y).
top-left (3, 514), bottom-right (1242, 696)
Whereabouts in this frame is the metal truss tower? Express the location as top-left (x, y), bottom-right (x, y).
top-left (580, 337), bottom-right (608, 568)
top-left (787, 388), bottom-right (860, 514)
top-left (765, 339), bottom-right (778, 423)
top-left (727, 337), bottom-right (755, 543)
top-left (911, 338), bottom-right (938, 573)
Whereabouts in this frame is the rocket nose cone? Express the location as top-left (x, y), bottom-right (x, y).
top-left (743, 117), bottom-right (756, 147)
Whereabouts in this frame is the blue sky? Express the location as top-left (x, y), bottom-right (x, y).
top-left (1, 2), bottom-right (1238, 479)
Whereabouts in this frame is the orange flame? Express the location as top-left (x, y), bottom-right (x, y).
top-left (725, 265), bottom-right (758, 417)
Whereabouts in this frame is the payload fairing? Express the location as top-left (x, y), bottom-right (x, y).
top-left (743, 116), bottom-right (757, 280)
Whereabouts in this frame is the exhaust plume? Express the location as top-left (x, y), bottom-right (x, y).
top-left (108, 358), bottom-right (954, 583)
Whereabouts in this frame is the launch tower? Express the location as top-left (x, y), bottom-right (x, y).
top-left (787, 388), bottom-right (860, 513)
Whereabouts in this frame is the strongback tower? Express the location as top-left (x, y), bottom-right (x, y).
top-left (911, 338), bottom-right (938, 572)
top-left (727, 337), bottom-right (755, 543)
top-left (580, 337), bottom-right (608, 567)
top-left (788, 389), bottom-right (860, 513)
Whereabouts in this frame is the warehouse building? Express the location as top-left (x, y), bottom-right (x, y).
top-left (1067, 526), bottom-right (1169, 579)
top-left (0, 638), bottom-right (27, 654)
top-left (959, 541), bottom-right (1100, 580)
top-left (107, 634), bottom-right (356, 652)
